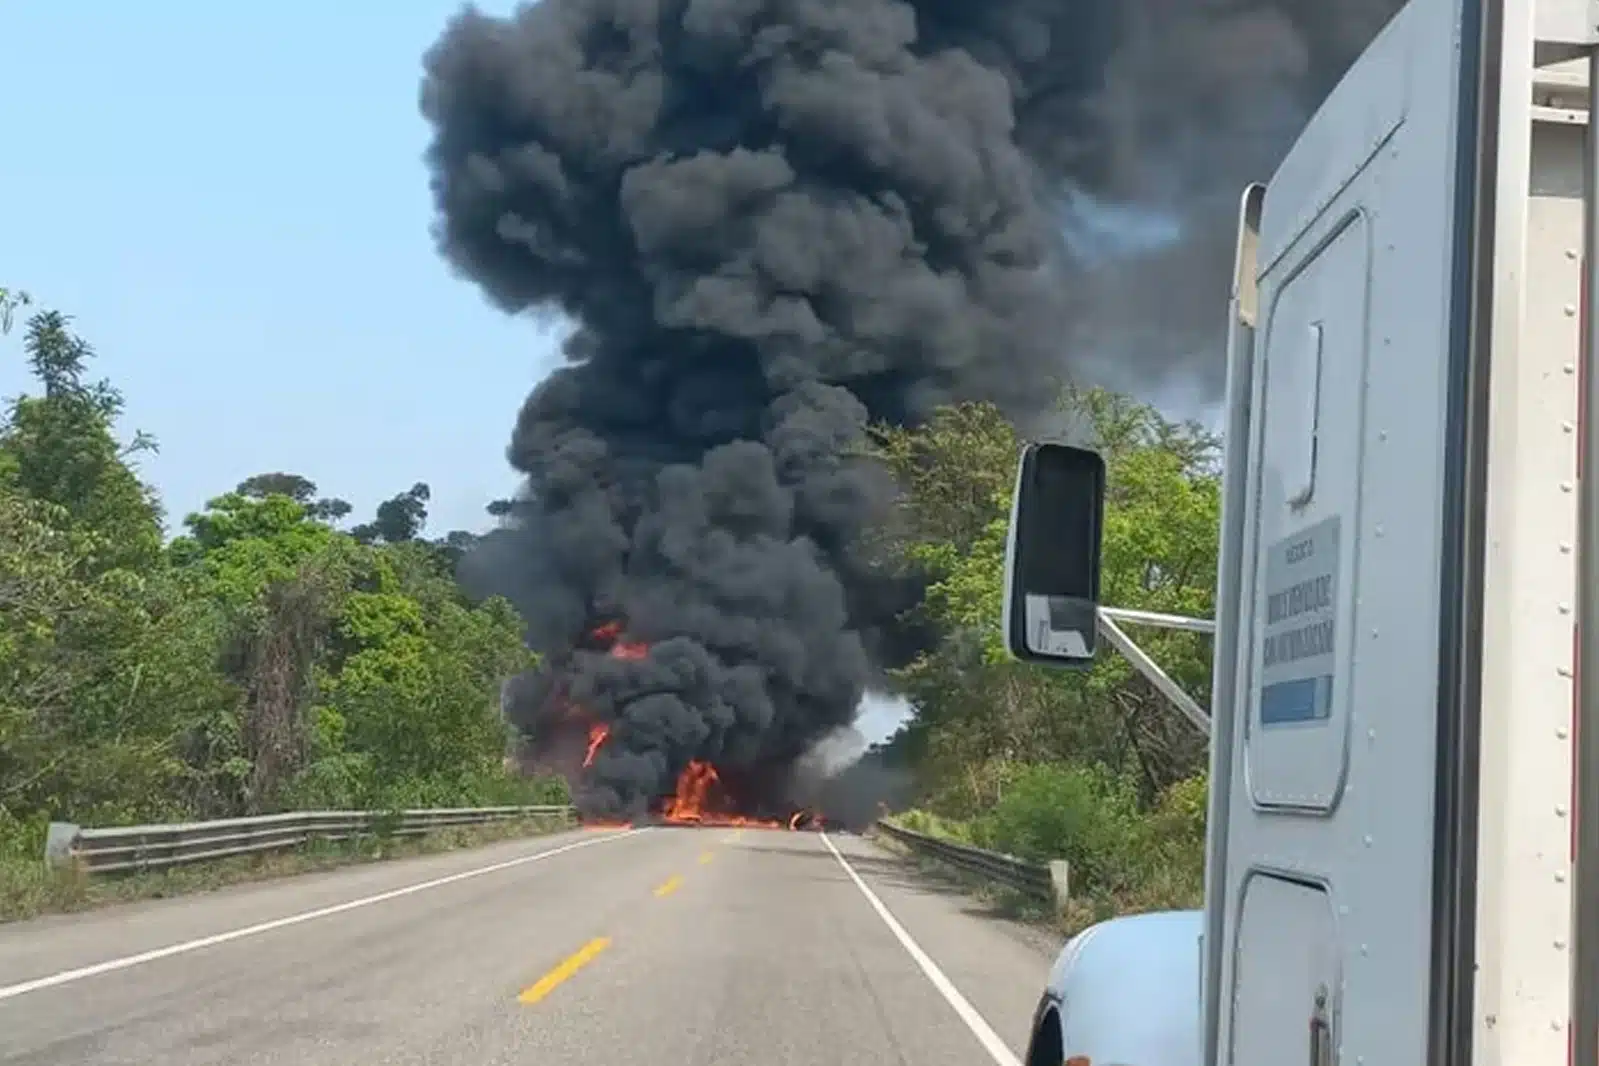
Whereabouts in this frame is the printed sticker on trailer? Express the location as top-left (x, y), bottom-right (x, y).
top-left (1258, 515), bottom-right (1340, 728)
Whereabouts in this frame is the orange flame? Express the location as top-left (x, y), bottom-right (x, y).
top-left (584, 723), bottom-right (610, 767)
top-left (662, 760), bottom-right (719, 822)
top-left (572, 618), bottom-right (645, 770)
top-left (653, 761), bottom-right (816, 830)
top-left (588, 618), bottom-right (648, 660)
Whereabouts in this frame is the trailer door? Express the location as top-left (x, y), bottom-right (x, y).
top-left (1206, 0), bottom-right (1501, 1062)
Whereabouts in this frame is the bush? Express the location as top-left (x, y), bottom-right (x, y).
top-left (0, 808), bottom-right (45, 864)
top-left (897, 762), bottom-right (1208, 925)
top-left (971, 763), bottom-right (1145, 893)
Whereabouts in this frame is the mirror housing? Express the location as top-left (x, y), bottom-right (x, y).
top-left (1001, 442), bottom-right (1107, 669)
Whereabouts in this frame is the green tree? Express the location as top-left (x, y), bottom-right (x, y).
top-left (430, 528), bottom-right (480, 570)
top-left (169, 493), bottom-right (357, 811)
top-left (0, 309), bottom-right (161, 573)
top-left (171, 492), bottom-right (539, 812)
top-left (0, 482), bottom-right (233, 833)
top-left (291, 541), bottom-right (536, 809)
top-left (0, 304), bottom-right (237, 832)
top-left (236, 471), bottom-right (318, 503)
top-left (171, 492), bottom-right (342, 588)
top-left (236, 471), bottom-right (352, 524)
top-left (352, 482), bottom-right (430, 544)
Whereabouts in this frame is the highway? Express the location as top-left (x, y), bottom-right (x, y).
top-left (0, 826), bottom-right (1058, 1065)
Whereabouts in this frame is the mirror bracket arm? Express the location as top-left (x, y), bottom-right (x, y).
top-left (1096, 608), bottom-right (1214, 737)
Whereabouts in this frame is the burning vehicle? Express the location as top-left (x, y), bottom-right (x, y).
top-left (521, 618), bottom-right (832, 830)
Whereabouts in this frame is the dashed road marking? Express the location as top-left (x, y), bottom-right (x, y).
top-left (518, 937), bottom-right (611, 1005)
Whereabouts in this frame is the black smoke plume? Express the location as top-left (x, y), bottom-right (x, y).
top-left (424, 0), bottom-right (1400, 818)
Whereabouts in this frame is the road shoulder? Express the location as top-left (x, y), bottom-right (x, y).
top-left (820, 830), bottom-right (1061, 1053)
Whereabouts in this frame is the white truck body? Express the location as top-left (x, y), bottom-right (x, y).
top-left (1005, 0), bottom-right (1598, 1061)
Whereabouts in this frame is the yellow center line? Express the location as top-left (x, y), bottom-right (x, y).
top-left (653, 874), bottom-right (684, 897)
top-left (698, 851), bottom-right (715, 865)
top-left (518, 937), bottom-right (611, 1005)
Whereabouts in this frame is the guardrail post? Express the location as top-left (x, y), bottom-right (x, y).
top-left (44, 822), bottom-right (80, 868)
top-left (1048, 859), bottom-right (1071, 912)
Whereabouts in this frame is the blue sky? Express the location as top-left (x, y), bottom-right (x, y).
top-left (0, 0), bottom-right (552, 538)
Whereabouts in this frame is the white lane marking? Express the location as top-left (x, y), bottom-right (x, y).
top-left (0, 828), bottom-right (649, 1002)
top-left (820, 832), bottom-right (1022, 1066)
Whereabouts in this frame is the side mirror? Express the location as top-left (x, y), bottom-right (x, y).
top-left (1002, 442), bottom-right (1107, 668)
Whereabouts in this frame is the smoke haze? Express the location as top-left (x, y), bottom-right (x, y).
top-left (424, 0), bottom-right (1401, 817)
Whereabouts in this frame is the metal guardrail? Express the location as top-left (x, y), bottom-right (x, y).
top-left (873, 819), bottom-right (1066, 906)
top-left (45, 805), bottom-right (577, 875)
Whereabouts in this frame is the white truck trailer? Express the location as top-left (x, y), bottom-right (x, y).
top-left (1001, 0), bottom-right (1599, 1062)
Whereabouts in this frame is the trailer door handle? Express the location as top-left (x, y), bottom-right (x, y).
top-left (1309, 983), bottom-right (1334, 1066)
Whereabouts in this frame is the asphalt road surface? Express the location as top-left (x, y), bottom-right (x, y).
top-left (0, 826), bottom-right (1059, 1065)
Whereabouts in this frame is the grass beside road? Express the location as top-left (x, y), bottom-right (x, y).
top-left (0, 815), bottom-right (572, 924)
top-left (874, 801), bottom-right (1204, 939)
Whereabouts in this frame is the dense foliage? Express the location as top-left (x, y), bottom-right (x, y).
top-left (0, 301), bottom-right (566, 864)
top-left (869, 389), bottom-right (1220, 921)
